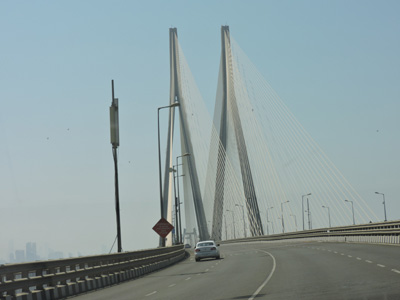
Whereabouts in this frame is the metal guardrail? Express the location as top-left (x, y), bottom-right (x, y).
top-left (0, 245), bottom-right (185, 300)
top-left (220, 220), bottom-right (400, 244)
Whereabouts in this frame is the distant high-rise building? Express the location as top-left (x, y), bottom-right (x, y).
top-left (48, 250), bottom-right (63, 260)
top-left (26, 242), bottom-right (37, 262)
top-left (15, 250), bottom-right (25, 263)
top-left (8, 239), bottom-right (14, 262)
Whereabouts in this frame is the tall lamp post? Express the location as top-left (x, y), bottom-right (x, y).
top-left (290, 214), bottom-right (298, 231)
top-left (302, 193), bottom-right (311, 231)
top-left (281, 200), bottom-right (290, 233)
top-left (322, 205), bottom-right (331, 228)
top-left (235, 204), bottom-right (246, 238)
top-left (226, 209), bottom-right (236, 239)
top-left (224, 217), bottom-right (228, 240)
top-left (266, 206), bottom-right (273, 235)
top-left (176, 153), bottom-right (190, 243)
top-left (157, 102), bottom-right (180, 247)
top-left (375, 192), bottom-right (387, 222)
top-left (169, 166), bottom-right (179, 245)
top-left (109, 80), bottom-right (122, 253)
top-left (345, 200), bottom-right (355, 225)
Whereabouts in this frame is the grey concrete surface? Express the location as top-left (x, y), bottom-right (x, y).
top-left (72, 241), bottom-right (400, 300)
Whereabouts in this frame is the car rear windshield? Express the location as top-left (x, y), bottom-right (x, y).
top-left (198, 242), bottom-right (214, 247)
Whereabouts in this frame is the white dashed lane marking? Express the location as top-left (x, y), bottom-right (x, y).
top-left (185, 277), bottom-right (191, 281)
top-left (146, 291), bottom-right (157, 296)
top-left (313, 247), bottom-right (398, 275)
top-left (168, 284), bottom-right (176, 287)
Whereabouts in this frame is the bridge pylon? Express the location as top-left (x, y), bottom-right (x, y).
top-left (167, 28), bottom-right (210, 242)
top-left (211, 26), bottom-right (264, 239)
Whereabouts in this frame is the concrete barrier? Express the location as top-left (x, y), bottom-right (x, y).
top-left (0, 245), bottom-right (186, 300)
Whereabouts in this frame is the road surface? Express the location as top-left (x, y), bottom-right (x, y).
top-left (73, 241), bottom-right (400, 299)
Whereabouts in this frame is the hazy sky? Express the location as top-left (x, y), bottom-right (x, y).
top-left (1, 1), bottom-right (399, 260)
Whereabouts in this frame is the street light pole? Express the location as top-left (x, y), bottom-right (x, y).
top-left (345, 200), bottom-right (355, 225)
top-left (157, 102), bottom-right (180, 247)
top-left (170, 166), bottom-right (178, 245)
top-left (290, 214), bottom-right (297, 231)
top-left (375, 192), bottom-right (387, 222)
top-left (176, 153), bottom-right (190, 244)
top-left (266, 207), bottom-right (273, 235)
top-left (226, 210), bottom-right (236, 239)
top-left (281, 201), bottom-right (289, 233)
top-left (322, 205), bottom-right (331, 228)
top-left (224, 217), bottom-right (228, 240)
top-left (302, 193), bottom-right (311, 231)
top-left (307, 198), bottom-right (311, 230)
top-left (235, 204), bottom-right (246, 238)
top-left (176, 174), bottom-right (185, 243)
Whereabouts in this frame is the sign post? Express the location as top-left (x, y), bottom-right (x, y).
top-left (110, 80), bottom-right (122, 253)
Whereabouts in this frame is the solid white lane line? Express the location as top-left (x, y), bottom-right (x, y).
top-left (248, 250), bottom-right (276, 300)
top-left (168, 284), bottom-right (176, 287)
top-left (146, 291), bottom-right (157, 296)
top-left (392, 269), bottom-right (400, 274)
top-left (377, 264), bottom-right (385, 268)
top-left (366, 260), bottom-right (373, 263)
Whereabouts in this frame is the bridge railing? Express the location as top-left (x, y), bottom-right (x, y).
top-left (221, 220), bottom-right (400, 244)
top-left (0, 245), bottom-right (185, 300)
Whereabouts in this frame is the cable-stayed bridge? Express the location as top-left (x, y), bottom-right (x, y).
top-left (162, 26), bottom-right (378, 246)
top-left (2, 26), bottom-right (399, 300)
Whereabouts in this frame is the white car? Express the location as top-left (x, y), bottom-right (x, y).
top-left (194, 240), bottom-right (220, 262)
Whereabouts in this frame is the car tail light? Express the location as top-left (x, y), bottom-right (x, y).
top-left (195, 249), bottom-right (200, 252)
top-left (211, 247), bottom-right (216, 250)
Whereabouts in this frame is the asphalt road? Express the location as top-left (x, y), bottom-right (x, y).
top-left (73, 241), bottom-right (400, 300)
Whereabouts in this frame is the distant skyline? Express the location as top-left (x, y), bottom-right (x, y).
top-left (1, 240), bottom-right (70, 264)
top-left (1, 1), bottom-right (399, 260)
